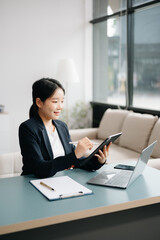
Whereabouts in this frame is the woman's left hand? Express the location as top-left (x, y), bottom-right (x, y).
top-left (94, 142), bottom-right (112, 164)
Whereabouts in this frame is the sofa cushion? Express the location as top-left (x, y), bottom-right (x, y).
top-left (14, 152), bottom-right (22, 173)
top-left (0, 173), bottom-right (20, 178)
top-left (0, 153), bottom-right (14, 175)
top-left (97, 108), bottom-right (129, 143)
top-left (119, 112), bottom-right (158, 153)
top-left (107, 143), bottom-right (140, 164)
top-left (69, 128), bottom-right (98, 141)
top-left (148, 158), bottom-right (160, 170)
top-left (0, 152), bottom-right (22, 178)
top-left (148, 119), bottom-right (160, 158)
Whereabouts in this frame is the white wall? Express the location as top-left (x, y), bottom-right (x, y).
top-left (0, 0), bottom-right (93, 153)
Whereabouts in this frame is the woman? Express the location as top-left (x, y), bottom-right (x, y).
top-left (19, 78), bottom-right (110, 178)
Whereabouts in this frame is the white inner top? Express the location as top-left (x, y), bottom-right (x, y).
top-left (46, 128), bottom-right (65, 159)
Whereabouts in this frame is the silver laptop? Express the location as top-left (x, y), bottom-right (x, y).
top-left (87, 141), bottom-right (157, 189)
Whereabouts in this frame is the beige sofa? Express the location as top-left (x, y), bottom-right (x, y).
top-left (70, 109), bottom-right (160, 170)
top-left (0, 152), bottom-right (22, 178)
top-left (0, 108), bottom-right (160, 178)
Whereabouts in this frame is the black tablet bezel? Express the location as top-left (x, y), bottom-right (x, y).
top-left (82, 132), bottom-right (122, 165)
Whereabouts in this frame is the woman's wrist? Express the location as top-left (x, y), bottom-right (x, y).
top-left (98, 158), bottom-right (107, 165)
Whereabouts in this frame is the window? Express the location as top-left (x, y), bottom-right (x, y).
top-left (133, 4), bottom-right (160, 110)
top-left (132, 0), bottom-right (154, 7)
top-left (93, 15), bottom-right (127, 106)
top-left (92, 0), bottom-right (160, 111)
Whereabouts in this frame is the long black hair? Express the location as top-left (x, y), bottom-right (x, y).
top-left (29, 78), bottom-right (65, 118)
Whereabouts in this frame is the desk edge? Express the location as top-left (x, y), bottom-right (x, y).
top-left (0, 196), bottom-right (160, 235)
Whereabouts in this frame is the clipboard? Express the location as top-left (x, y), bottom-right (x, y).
top-left (30, 176), bottom-right (93, 201)
top-left (81, 132), bottom-right (122, 165)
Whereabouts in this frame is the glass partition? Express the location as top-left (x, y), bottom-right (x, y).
top-left (132, 4), bottom-right (160, 110)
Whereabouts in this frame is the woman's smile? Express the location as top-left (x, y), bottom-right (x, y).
top-left (54, 111), bottom-right (61, 116)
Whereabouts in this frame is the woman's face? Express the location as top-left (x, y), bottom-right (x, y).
top-left (37, 88), bottom-right (65, 121)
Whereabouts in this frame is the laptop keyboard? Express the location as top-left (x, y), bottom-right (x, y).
top-left (106, 170), bottom-right (132, 187)
top-left (96, 171), bottom-right (114, 180)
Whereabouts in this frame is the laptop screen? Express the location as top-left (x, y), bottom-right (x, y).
top-left (127, 141), bottom-right (157, 187)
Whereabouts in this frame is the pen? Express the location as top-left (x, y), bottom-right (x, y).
top-left (40, 181), bottom-right (55, 191)
top-left (69, 141), bottom-right (99, 145)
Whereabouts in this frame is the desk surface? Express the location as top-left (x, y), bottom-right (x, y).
top-left (0, 163), bottom-right (160, 235)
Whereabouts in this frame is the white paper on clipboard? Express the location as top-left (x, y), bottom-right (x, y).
top-left (30, 176), bottom-right (93, 200)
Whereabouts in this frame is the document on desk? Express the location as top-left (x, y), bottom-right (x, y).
top-left (30, 176), bottom-right (93, 201)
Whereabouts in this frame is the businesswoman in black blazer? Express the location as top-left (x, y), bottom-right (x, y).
top-left (19, 78), bottom-right (110, 178)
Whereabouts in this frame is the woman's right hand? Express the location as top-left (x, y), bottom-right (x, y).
top-left (74, 137), bottom-right (93, 159)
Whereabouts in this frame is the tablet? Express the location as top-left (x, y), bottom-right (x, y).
top-left (81, 132), bottom-right (122, 165)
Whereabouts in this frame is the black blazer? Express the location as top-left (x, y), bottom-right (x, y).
top-left (19, 115), bottom-right (103, 178)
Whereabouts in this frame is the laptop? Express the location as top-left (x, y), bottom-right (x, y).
top-left (87, 141), bottom-right (157, 189)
